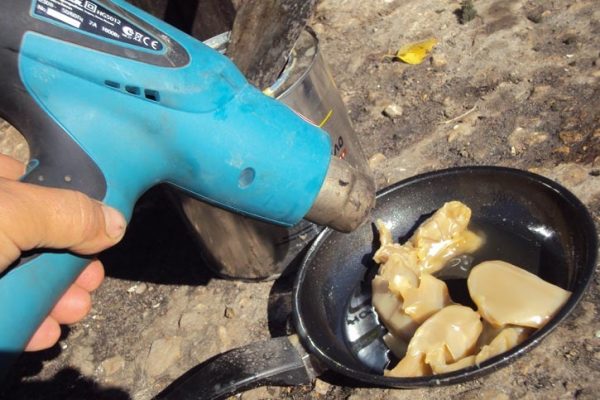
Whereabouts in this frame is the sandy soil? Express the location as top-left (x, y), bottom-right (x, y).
top-left (1, 0), bottom-right (599, 399)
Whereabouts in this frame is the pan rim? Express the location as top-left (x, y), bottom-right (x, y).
top-left (293, 165), bottom-right (598, 387)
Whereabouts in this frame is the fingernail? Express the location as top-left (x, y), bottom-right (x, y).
top-left (102, 205), bottom-right (126, 239)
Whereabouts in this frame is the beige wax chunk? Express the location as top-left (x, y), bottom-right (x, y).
top-left (372, 276), bottom-right (418, 341)
top-left (397, 274), bottom-right (452, 324)
top-left (468, 261), bottom-right (571, 328)
top-left (409, 201), bottom-right (471, 254)
top-left (408, 201), bottom-right (483, 274)
top-left (373, 220), bottom-right (419, 268)
top-left (474, 326), bottom-right (531, 364)
top-left (379, 251), bottom-right (420, 287)
top-left (417, 230), bottom-right (484, 274)
top-left (386, 305), bottom-right (482, 377)
top-left (432, 326), bottom-right (532, 374)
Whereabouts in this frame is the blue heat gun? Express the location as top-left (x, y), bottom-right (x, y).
top-left (0, 0), bottom-right (375, 376)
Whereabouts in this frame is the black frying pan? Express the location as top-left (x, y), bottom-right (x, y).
top-left (158, 166), bottom-right (598, 399)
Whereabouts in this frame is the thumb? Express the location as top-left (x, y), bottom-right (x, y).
top-left (0, 178), bottom-right (126, 270)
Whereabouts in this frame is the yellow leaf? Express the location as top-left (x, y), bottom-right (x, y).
top-left (396, 38), bottom-right (438, 65)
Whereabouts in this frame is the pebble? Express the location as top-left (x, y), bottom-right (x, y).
top-left (509, 127), bottom-right (548, 153)
top-left (559, 130), bottom-right (584, 145)
top-left (368, 152), bottom-right (387, 170)
top-left (145, 336), bottom-right (182, 377)
top-left (224, 306), bottom-right (235, 319)
top-left (595, 330), bottom-right (600, 338)
top-left (135, 283), bottom-right (148, 294)
top-left (430, 54), bottom-right (448, 69)
top-left (314, 379), bottom-right (331, 395)
top-left (70, 345), bottom-right (95, 376)
top-left (552, 146), bottom-right (570, 156)
top-left (382, 104), bottom-right (403, 118)
top-left (127, 283), bottom-right (148, 294)
top-left (100, 355), bottom-right (125, 376)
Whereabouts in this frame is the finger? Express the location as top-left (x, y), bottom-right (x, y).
top-left (0, 179), bottom-right (126, 269)
top-left (49, 284), bottom-right (91, 325)
top-left (0, 154), bottom-right (25, 180)
top-left (74, 260), bottom-right (105, 292)
top-left (24, 317), bottom-right (61, 352)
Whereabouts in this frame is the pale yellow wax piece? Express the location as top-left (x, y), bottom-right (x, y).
top-left (385, 305), bottom-right (482, 377)
top-left (397, 274), bottom-right (453, 324)
top-left (379, 251), bottom-right (420, 287)
top-left (372, 275), bottom-right (419, 341)
top-left (432, 325), bottom-right (532, 374)
top-left (468, 260), bottom-right (571, 328)
top-left (373, 220), bottom-right (419, 269)
top-left (409, 202), bottom-right (484, 275)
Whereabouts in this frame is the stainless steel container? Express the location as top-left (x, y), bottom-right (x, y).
top-left (176, 29), bottom-right (373, 280)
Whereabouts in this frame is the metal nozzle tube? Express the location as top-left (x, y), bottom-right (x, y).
top-left (305, 157), bottom-right (376, 232)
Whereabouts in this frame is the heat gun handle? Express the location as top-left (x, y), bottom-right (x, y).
top-left (0, 253), bottom-right (90, 375)
top-left (0, 46), bottom-right (116, 379)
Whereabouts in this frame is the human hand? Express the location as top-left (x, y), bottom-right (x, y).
top-left (0, 154), bottom-right (126, 351)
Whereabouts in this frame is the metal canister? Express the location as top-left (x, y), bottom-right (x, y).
top-left (175, 29), bottom-right (373, 280)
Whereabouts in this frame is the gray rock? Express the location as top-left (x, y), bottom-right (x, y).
top-left (383, 104), bottom-right (403, 118)
top-left (69, 345), bottom-right (95, 376)
top-left (145, 336), bottom-right (183, 378)
top-left (100, 355), bottom-right (125, 376)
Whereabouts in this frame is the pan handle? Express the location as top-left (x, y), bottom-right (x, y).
top-left (155, 335), bottom-right (318, 400)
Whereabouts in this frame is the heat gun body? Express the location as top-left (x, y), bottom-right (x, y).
top-left (0, 0), bottom-right (374, 376)
top-left (0, 0), bottom-right (334, 368)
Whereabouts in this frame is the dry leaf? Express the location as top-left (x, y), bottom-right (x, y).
top-left (396, 38), bottom-right (438, 65)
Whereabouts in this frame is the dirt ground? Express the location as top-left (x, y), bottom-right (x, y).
top-left (1, 0), bottom-right (600, 399)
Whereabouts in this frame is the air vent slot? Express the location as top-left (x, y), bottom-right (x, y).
top-left (104, 80), bottom-right (160, 103)
top-left (125, 85), bottom-right (141, 95)
top-left (104, 80), bottom-right (120, 89)
top-left (144, 89), bottom-right (160, 102)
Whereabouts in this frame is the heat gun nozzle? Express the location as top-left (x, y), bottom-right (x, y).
top-left (305, 157), bottom-right (376, 232)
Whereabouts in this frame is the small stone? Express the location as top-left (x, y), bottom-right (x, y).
top-left (145, 336), bottom-right (182, 377)
top-left (448, 130), bottom-right (460, 143)
top-left (382, 104), bottom-right (403, 118)
top-left (70, 346), bottom-right (95, 376)
top-left (135, 283), bottom-right (147, 294)
top-left (368, 152), bottom-right (387, 170)
top-left (314, 379), bottom-right (331, 395)
top-left (224, 306), bottom-right (235, 319)
top-left (526, 7), bottom-right (544, 23)
top-left (100, 355), bottom-right (125, 376)
top-left (595, 330), bottom-right (600, 338)
top-left (585, 344), bottom-right (593, 352)
top-left (552, 146), bottom-right (570, 156)
top-left (430, 54), bottom-right (448, 69)
top-left (559, 130), bottom-right (584, 145)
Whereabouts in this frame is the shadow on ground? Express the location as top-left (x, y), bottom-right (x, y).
top-left (100, 185), bottom-right (214, 286)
